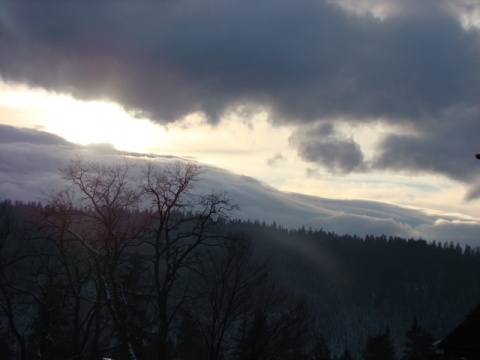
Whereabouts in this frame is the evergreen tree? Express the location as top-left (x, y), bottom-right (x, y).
top-left (362, 328), bottom-right (396, 360)
top-left (338, 347), bottom-right (353, 360)
top-left (175, 309), bottom-right (205, 360)
top-left (403, 318), bottom-right (434, 360)
top-left (233, 311), bottom-right (270, 360)
top-left (312, 334), bottom-right (331, 360)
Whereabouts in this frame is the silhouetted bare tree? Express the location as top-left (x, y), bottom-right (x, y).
top-left (192, 234), bottom-right (269, 360)
top-left (0, 200), bottom-right (28, 360)
top-left (44, 157), bottom-right (149, 359)
top-left (141, 161), bottom-right (237, 360)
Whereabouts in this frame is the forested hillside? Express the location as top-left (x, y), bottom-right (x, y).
top-left (229, 220), bottom-right (480, 356)
top-left (1, 159), bottom-right (480, 360)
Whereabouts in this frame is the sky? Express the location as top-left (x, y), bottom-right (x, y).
top-left (1, 0), bottom-right (480, 243)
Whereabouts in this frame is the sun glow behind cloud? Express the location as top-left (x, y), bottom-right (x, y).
top-left (0, 80), bottom-right (165, 153)
top-left (0, 79), bottom-right (299, 186)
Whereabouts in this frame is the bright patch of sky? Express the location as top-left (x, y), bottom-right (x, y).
top-left (0, 80), bottom-right (165, 153)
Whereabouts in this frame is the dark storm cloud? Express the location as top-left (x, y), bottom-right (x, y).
top-left (1, 0), bottom-right (478, 122)
top-left (374, 108), bottom-right (480, 186)
top-left (295, 111), bottom-right (480, 197)
top-left (1, 0), bottom-right (480, 185)
top-left (290, 122), bottom-right (365, 174)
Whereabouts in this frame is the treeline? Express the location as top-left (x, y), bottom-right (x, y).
top-left (1, 158), bottom-right (480, 359)
top-left (228, 220), bottom-right (480, 356)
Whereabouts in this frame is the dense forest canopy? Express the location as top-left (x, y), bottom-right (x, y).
top-left (1, 159), bottom-right (480, 359)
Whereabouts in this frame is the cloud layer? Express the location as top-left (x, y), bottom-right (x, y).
top-left (1, 123), bottom-right (479, 247)
top-left (1, 0), bottom-right (480, 192)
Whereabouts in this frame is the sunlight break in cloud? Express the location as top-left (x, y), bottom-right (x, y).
top-left (0, 79), bottom-right (299, 190)
top-left (0, 80), bottom-right (165, 153)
